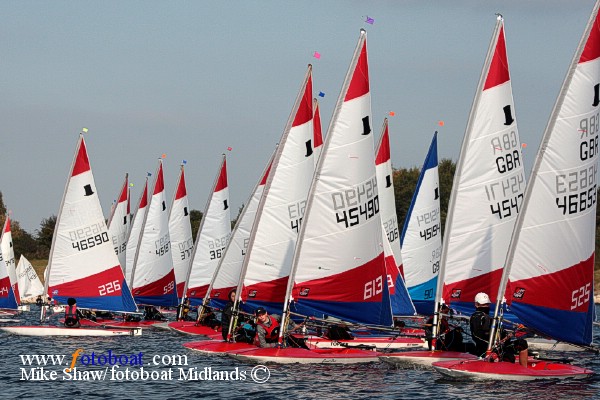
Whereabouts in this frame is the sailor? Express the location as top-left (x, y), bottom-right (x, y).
top-left (424, 304), bottom-right (463, 351)
top-left (220, 290), bottom-right (236, 340)
top-left (469, 292), bottom-right (528, 367)
top-left (35, 296), bottom-right (43, 307)
top-left (64, 297), bottom-right (82, 328)
top-left (254, 307), bottom-right (305, 348)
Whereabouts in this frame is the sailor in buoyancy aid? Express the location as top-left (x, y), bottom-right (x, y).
top-left (254, 307), bottom-right (281, 348)
top-left (64, 297), bottom-right (81, 328)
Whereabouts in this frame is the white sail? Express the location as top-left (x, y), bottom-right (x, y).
top-left (168, 164), bottom-right (194, 298)
top-left (184, 155), bottom-right (231, 305)
top-left (16, 255), bottom-right (44, 300)
top-left (44, 133), bottom-right (136, 312)
top-left (284, 30), bottom-right (393, 327)
top-left (439, 16), bottom-right (526, 316)
top-left (208, 152), bottom-right (274, 306)
top-left (130, 159), bottom-right (177, 306)
top-left (1, 216), bottom-right (20, 305)
top-left (125, 177), bottom-right (148, 287)
top-left (240, 65), bottom-right (315, 313)
top-left (107, 174), bottom-right (129, 271)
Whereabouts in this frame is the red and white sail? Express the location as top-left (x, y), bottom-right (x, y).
top-left (375, 119), bottom-right (414, 315)
top-left (1, 216), bottom-right (20, 305)
top-left (285, 30), bottom-right (393, 326)
top-left (125, 177), bottom-right (148, 286)
top-left (169, 165), bottom-right (194, 298)
top-left (313, 98), bottom-right (324, 165)
top-left (16, 255), bottom-right (44, 300)
top-left (208, 154), bottom-right (273, 307)
top-left (240, 65), bottom-right (315, 313)
top-left (130, 159), bottom-right (177, 306)
top-left (45, 133), bottom-right (136, 312)
top-left (502, 3), bottom-right (600, 346)
top-left (107, 174), bottom-right (129, 271)
top-left (184, 155), bottom-right (231, 305)
top-left (440, 16), bottom-right (526, 316)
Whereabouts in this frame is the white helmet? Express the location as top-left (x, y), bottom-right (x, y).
top-left (474, 292), bottom-right (491, 305)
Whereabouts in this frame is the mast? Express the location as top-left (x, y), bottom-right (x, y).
top-left (40, 130), bottom-right (86, 322)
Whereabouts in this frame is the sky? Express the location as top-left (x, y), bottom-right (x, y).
top-left (1, 0), bottom-right (597, 233)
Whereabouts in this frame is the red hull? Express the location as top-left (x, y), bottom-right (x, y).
top-left (432, 359), bottom-right (594, 380)
top-left (169, 321), bottom-right (221, 336)
top-left (183, 340), bottom-right (256, 354)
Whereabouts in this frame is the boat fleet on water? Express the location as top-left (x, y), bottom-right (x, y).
top-left (2, 1), bottom-right (600, 381)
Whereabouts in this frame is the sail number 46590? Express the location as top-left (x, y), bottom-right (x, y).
top-left (364, 276), bottom-right (383, 300)
top-left (570, 283), bottom-right (591, 310)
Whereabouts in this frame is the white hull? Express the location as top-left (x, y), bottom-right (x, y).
top-left (432, 364), bottom-right (591, 381)
top-left (0, 326), bottom-right (142, 337)
top-left (379, 352), bottom-right (476, 367)
top-left (305, 336), bottom-right (426, 350)
top-left (527, 338), bottom-right (584, 352)
top-left (18, 305), bottom-right (30, 312)
top-left (151, 322), bottom-right (172, 330)
top-left (0, 318), bottom-right (21, 323)
top-left (229, 352), bottom-right (380, 364)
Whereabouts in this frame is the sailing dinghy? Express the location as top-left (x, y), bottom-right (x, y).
top-left (169, 155), bottom-right (231, 336)
top-left (185, 64), bottom-right (315, 345)
top-left (383, 15), bottom-right (527, 366)
top-left (1, 131), bottom-right (141, 336)
top-left (16, 255), bottom-right (44, 303)
top-left (130, 158), bottom-right (178, 308)
top-left (433, 4), bottom-right (600, 380)
top-left (228, 30), bottom-right (388, 364)
top-left (182, 154), bottom-right (274, 349)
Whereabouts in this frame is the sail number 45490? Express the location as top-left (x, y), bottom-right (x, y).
top-left (570, 283), bottom-right (591, 310)
top-left (364, 276), bottom-right (383, 300)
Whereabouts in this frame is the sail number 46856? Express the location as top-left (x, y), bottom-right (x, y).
top-left (364, 276), bottom-right (383, 300)
top-left (570, 283), bottom-right (591, 310)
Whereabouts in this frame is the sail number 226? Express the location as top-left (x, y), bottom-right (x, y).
top-left (570, 283), bottom-right (591, 310)
top-left (98, 280), bottom-right (121, 296)
top-left (364, 276), bottom-right (383, 300)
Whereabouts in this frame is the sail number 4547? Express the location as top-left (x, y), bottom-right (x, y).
top-left (570, 283), bottom-right (591, 310)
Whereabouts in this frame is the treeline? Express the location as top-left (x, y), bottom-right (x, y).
top-left (2, 159), bottom-right (600, 273)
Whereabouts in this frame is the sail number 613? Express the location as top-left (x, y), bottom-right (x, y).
top-left (364, 276), bottom-right (383, 300)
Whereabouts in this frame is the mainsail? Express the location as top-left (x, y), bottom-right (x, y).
top-left (501, 3), bottom-right (600, 346)
top-left (16, 255), bottom-right (44, 300)
top-left (130, 159), bottom-right (177, 306)
top-left (284, 30), bottom-right (393, 327)
top-left (169, 164), bottom-right (194, 298)
top-left (401, 132), bottom-right (442, 315)
top-left (107, 174), bottom-right (129, 271)
top-left (439, 16), bottom-right (526, 317)
top-left (239, 65), bottom-right (315, 314)
top-left (184, 155), bottom-right (231, 306)
top-left (125, 177), bottom-right (148, 286)
top-left (44, 133), bottom-right (136, 312)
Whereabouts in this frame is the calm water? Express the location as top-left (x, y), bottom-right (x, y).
top-left (2, 307), bottom-right (599, 400)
